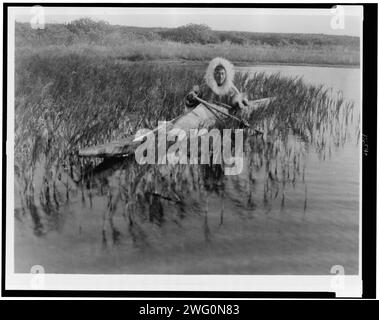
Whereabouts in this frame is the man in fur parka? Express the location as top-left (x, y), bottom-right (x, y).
top-left (185, 57), bottom-right (247, 113)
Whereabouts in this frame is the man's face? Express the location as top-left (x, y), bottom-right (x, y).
top-left (214, 67), bottom-right (226, 86)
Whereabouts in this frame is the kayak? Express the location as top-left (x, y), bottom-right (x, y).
top-left (78, 97), bottom-right (273, 158)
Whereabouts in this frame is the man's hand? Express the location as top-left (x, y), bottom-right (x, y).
top-left (187, 91), bottom-right (198, 101)
top-left (232, 93), bottom-right (244, 109)
top-left (185, 85), bottom-right (200, 108)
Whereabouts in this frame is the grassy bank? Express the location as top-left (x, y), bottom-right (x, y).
top-left (16, 39), bottom-right (360, 67)
top-left (16, 19), bottom-right (360, 66)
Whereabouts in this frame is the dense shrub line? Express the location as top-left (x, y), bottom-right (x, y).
top-left (16, 18), bottom-right (359, 49)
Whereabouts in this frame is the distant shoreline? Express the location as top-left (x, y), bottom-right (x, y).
top-left (119, 58), bottom-right (360, 69)
top-left (235, 61), bottom-right (360, 69)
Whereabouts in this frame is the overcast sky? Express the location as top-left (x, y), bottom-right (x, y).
top-left (11, 6), bottom-right (362, 37)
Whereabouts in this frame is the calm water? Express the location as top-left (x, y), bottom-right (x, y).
top-left (14, 65), bottom-right (360, 275)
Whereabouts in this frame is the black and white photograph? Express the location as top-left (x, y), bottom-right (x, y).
top-left (3, 3), bottom-right (368, 298)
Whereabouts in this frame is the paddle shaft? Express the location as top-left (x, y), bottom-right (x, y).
top-left (208, 97), bottom-right (273, 110)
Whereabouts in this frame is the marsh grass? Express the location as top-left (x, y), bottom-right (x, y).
top-left (15, 52), bottom-right (357, 242)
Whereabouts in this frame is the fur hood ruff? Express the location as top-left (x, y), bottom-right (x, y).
top-left (204, 57), bottom-right (235, 96)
